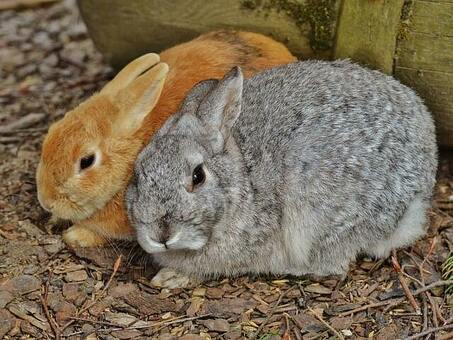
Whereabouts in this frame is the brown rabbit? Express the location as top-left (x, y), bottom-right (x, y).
top-left (36, 30), bottom-right (296, 247)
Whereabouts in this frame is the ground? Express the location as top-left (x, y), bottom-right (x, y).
top-left (0, 1), bottom-right (452, 339)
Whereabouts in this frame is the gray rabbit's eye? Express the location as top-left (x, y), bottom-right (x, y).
top-left (192, 164), bottom-right (205, 188)
top-left (80, 154), bottom-right (95, 171)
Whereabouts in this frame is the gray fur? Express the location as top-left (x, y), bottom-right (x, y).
top-left (126, 60), bottom-right (438, 279)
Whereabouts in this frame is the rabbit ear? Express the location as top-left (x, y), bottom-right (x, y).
top-left (114, 62), bottom-right (169, 135)
top-left (156, 79), bottom-right (219, 138)
top-left (101, 53), bottom-right (161, 96)
top-left (198, 66), bottom-right (243, 142)
top-left (180, 79), bottom-right (219, 114)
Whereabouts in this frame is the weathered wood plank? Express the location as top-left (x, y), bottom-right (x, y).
top-left (396, 0), bottom-right (453, 146)
top-left (334, 0), bottom-right (405, 74)
top-left (78, 0), bottom-right (321, 68)
top-left (395, 67), bottom-right (453, 146)
top-left (397, 32), bottom-right (453, 73)
top-left (410, 1), bottom-right (453, 36)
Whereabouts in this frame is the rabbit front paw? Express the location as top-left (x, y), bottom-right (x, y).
top-left (151, 267), bottom-right (198, 289)
top-left (63, 225), bottom-right (106, 248)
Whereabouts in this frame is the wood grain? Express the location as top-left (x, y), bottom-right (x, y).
top-left (334, 0), bottom-right (405, 74)
top-left (77, 0), bottom-right (317, 68)
top-left (396, 0), bottom-right (453, 146)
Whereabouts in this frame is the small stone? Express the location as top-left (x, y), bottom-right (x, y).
top-left (206, 287), bottom-right (224, 299)
top-left (109, 282), bottom-right (137, 298)
top-left (22, 264), bottom-right (38, 275)
top-left (330, 316), bottom-right (353, 330)
top-left (2, 275), bottom-right (41, 294)
top-left (179, 335), bottom-right (205, 340)
top-left (186, 297), bottom-right (204, 317)
top-left (224, 331), bottom-right (242, 340)
top-left (158, 335), bottom-right (177, 340)
top-left (41, 236), bottom-right (64, 254)
top-left (292, 313), bottom-right (326, 333)
top-left (123, 291), bottom-right (177, 315)
top-left (89, 296), bottom-right (114, 316)
top-left (192, 287), bottom-right (206, 297)
top-left (104, 312), bottom-right (137, 327)
top-left (201, 298), bottom-right (256, 318)
top-left (62, 283), bottom-right (80, 301)
top-left (342, 329), bottom-right (353, 337)
top-left (161, 312), bottom-right (172, 319)
top-left (111, 329), bottom-right (142, 339)
top-left (20, 320), bottom-right (40, 337)
top-left (65, 270), bottom-right (88, 282)
top-left (43, 53), bottom-right (59, 67)
top-left (0, 291), bottom-right (14, 308)
top-left (200, 318), bottom-right (230, 333)
top-left (0, 309), bottom-right (15, 338)
top-left (81, 323), bottom-right (95, 334)
top-left (304, 284), bottom-right (332, 295)
top-left (55, 302), bottom-right (76, 324)
top-left (47, 291), bottom-right (65, 311)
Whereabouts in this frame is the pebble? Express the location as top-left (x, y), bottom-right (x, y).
top-left (65, 270), bottom-right (88, 282)
top-left (111, 329), bottom-right (142, 339)
top-left (179, 335), bottom-right (205, 340)
top-left (304, 283), bottom-right (332, 295)
top-left (0, 291), bottom-right (14, 308)
top-left (200, 318), bottom-right (230, 333)
top-left (0, 309), bottom-right (14, 338)
top-left (2, 274), bottom-right (41, 294)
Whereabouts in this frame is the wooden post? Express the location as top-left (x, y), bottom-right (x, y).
top-left (334, 0), bottom-right (405, 74)
top-left (395, 0), bottom-right (453, 147)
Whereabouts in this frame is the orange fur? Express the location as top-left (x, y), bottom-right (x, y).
top-left (36, 31), bottom-right (296, 247)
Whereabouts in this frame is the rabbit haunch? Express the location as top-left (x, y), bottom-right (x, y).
top-left (127, 60), bottom-right (437, 282)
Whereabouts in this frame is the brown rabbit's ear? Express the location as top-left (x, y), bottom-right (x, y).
top-left (101, 53), bottom-right (161, 97)
top-left (114, 62), bottom-right (169, 135)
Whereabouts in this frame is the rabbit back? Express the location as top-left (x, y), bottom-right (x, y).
top-left (235, 60), bottom-right (437, 274)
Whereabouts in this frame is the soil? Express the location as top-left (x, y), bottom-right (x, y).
top-left (0, 1), bottom-right (452, 339)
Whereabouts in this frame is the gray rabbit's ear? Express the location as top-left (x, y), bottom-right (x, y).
top-left (156, 79), bottom-right (218, 138)
top-left (198, 66), bottom-right (243, 142)
top-left (180, 79), bottom-right (219, 114)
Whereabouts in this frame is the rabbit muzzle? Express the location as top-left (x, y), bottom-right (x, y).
top-left (135, 218), bottom-right (209, 254)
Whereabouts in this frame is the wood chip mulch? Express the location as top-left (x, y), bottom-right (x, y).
top-left (0, 1), bottom-right (452, 339)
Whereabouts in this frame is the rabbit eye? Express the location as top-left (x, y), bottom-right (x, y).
top-left (80, 154), bottom-right (95, 171)
top-left (192, 164), bottom-right (205, 187)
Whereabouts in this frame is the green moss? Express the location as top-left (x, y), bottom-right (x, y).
top-left (240, 0), bottom-right (338, 52)
top-left (397, 0), bottom-right (414, 42)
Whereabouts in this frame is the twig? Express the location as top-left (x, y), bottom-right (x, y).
top-left (307, 306), bottom-right (344, 340)
top-left (60, 255), bottom-right (122, 332)
top-left (136, 314), bottom-right (211, 330)
top-left (68, 317), bottom-right (124, 328)
top-left (40, 272), bottom-right (61, 340)
top-left (339, 280), bottom-right (453, 316)
top-left (392, 250), bottom-right (421, 314)
top-left (403, 324), bottom-right (453, 340)
top-left (249, 285), bottom-right (296, 339)
top-left (284, 312), bottom-right (302, 340)
top-left (413, 280), bottom-right (453, 295)
top-left (420, 237), bottom-right (437, 268)
top-left (438, 331), bottom-right (453, 340)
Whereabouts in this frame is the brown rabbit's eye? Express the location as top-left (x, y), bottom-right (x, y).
top-left (80, 154), bottom-right (95, 171)
top-left (192, 164), bottom-right (205, 187)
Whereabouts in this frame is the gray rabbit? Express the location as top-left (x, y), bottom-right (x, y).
top-left (126, 60), bottom-right (437, 288)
